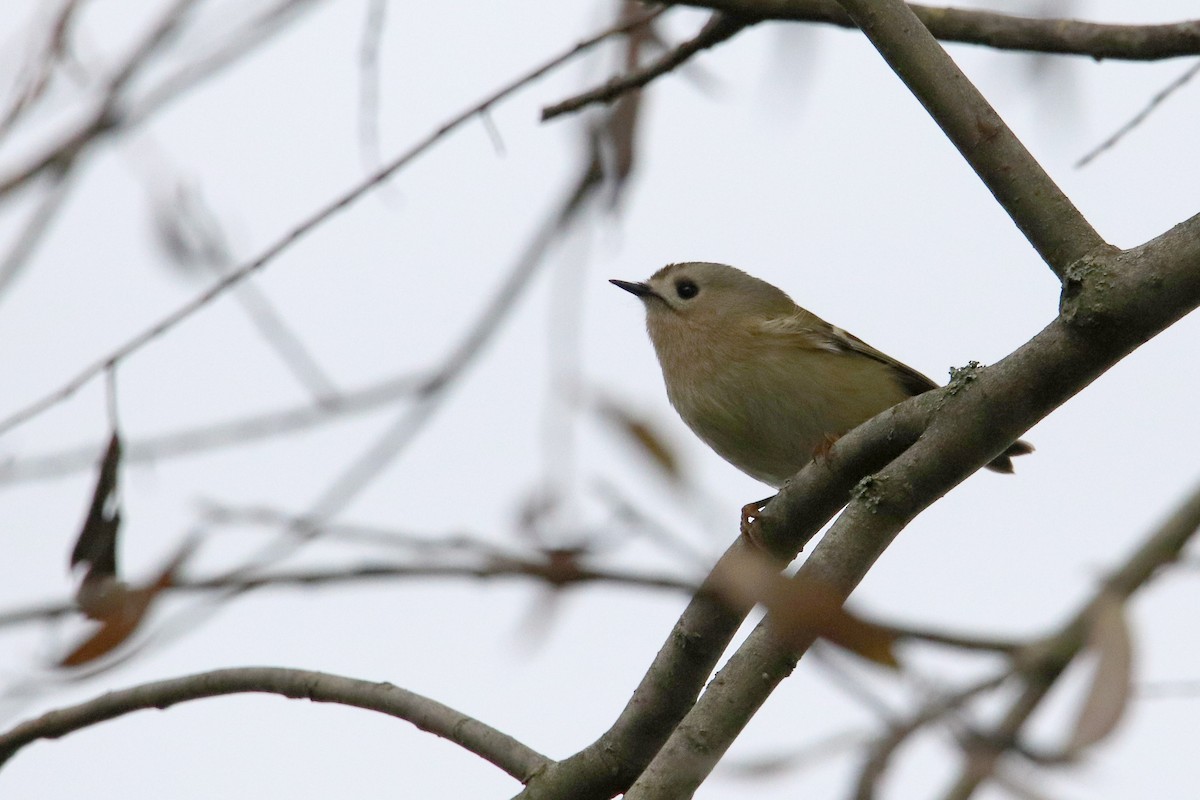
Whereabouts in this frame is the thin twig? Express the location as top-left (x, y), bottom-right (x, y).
top-left (543, 12), bottom-right (748, 120)
top-left (853, 671), bottom-right (1012, 800)
top-left (0, 7), bottom-right (662, 440)
top-left (0, 667), bottom-right (551, 781)
top-left (939, 476), bottom-right (1200, 800)
top-left (357, 0), bottom-right (388, 171)
top-left (1076, 58), bottom-right (1200, 168)
top-left (0, 558), bottom-right (701, 632)
top-left (0, 371), bottom-right (427, 484)
top-left (0, 168), bottom-right (74, 303)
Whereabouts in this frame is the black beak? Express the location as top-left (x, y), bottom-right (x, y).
top-left (610, 279), bottom-right (656, 299)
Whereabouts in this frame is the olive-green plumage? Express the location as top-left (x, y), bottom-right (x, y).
top-left (612, 262), bottom-right (1031, 487)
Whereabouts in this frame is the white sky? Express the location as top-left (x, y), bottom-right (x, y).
top-left (0, 1), bottom-right (1197, 798)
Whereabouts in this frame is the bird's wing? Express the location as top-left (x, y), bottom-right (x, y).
top-left (758, 311), bottom-right (939, 397)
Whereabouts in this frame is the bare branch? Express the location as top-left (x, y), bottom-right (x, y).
top-left (686, 1), bottom-right (1200, 60)
top-left (0, 370), bottom-right (426, 484)
top-left (0, 667), bottom-right (550, 782)
top-left (823, 0), bottom-right (1106, 276)
top-left (0, 7), bottom-right (659, 440)
top-left (0, 169), bottom-right (74, 302)
top-left (853, 672), bottom-right (1012, 800)
top-left (0, 560), bottom-right (700, 633)
top-left (886, 622), bottom-right (1023, 655)
top-left (542, 12), bottom-right (748, 121)
top-left (513, 398), bottom-right (928, 799)
top-left (939, 475), bottom-right (1200, 799)
top-left (1076, 59), bottom-right (1200, 168)
top-left (0, 0), bottom-right (199, 198)
top-left (611, 210), bottom-right (1200, 799)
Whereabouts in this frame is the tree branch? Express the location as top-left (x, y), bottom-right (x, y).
top-left (0, 667), bottom-right (550, 783)
top-left (824, 0), bottom-right (1107, 276)
top-left (939, 475), bottom-right (1200, 799)
top-left (617, 211), bottom-right (1200, 798)
top-left (513, 400), bottom-right (928, 799)
top-left (686, 1), bottom-right (1200, 60)
top-left (0, 8), bottom-right (659, 440)
top-left (542, 13), bottom-right (749, 121)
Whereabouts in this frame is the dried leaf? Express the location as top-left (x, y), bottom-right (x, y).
top-left (595, 398), bottom-right (680, 481)
top-left (710, 551), bottom-right (899, 669)
top-left (1066, 590), bottom-right (1134, 753)
top-left (70, 432), bottom-right (122, 579)
top-left (770, 581), bottom-right (900, 670)
top-left (58, 586), bottom-right (153, 667)
top-left (59, 541), bottom-right (191, 668)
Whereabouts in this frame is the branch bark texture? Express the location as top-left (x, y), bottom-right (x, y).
top-left (822, 0), bottom-right (1106, 275)
top-left (0, 667), bottom-right (549, 783)
top-left (689, 1), bottom-right (1200, 60)
top-left (621, 214), bottom-right (1200, 798)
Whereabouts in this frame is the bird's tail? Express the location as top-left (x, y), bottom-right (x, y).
top-left (985, 439), bottom-right (1035, 473)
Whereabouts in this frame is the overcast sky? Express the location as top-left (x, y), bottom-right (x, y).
top-left (0, 1), bottom-right (1197, 798)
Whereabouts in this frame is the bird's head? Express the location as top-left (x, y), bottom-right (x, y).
top-left (611, 262), bottom-right (796, 338)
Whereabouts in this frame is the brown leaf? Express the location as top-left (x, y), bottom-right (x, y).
top-left (710, 551), bottom-right (899, 669)
top-left (59, 541), bottom-right (191, 668)
top-left (70, 432), bottom-right (123, 579)
top-left (1066, 590), bottom-right (1134, 753)
top-left (58, 585), bottom-right (153, 667)
top-left (770, 581), bottom-right (900, 670)
top-left (595, 398), bottom-right (681, 481)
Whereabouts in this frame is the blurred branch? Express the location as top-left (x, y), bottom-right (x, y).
top-left (0, 0), bottom-right (86, 140)
top-left (125, 0), bottom-right (323, 123)
top-left (0, 6), bottom-right (660, 440)
top-left (542, 12), bottom-right (748, 121)
top-left (1076, 58), bottom-right (1200, 168)
top-left (357, 0), bottom-right (388, 171)
top-left (939, 476), bottom-right (1200, 799)
top-left (0, 0), bottom-right (199, 198)
top-left (0, 370), bottom-right (426, 484)
top-left (718, 727), bottom-right (869, 779)
top-left (886, 622), bottom-right (1022, 655)
top-left (0, 169), bottom-right (75, 302)
top-left (686, 1), bottom-right (1200, 60)
top-left (0, 560), bottom-right (700, 632)
top-left (186, 559), bottom-right (700, 595)
top-left (0, 667), bottom-right (550, 781)
top-left (147, 177), bottom-right (341, 402)
top-left (853, 671), bottom-right (1012, 800)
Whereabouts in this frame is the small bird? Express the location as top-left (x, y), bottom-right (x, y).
top-left (611, 262), bottom-right (1032, 495)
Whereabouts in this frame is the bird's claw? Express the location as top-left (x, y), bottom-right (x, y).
top-left (740, 498), bottom-right (770, 549)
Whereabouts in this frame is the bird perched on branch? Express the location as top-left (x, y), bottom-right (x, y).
top-left (612, 262), bottom-right (1032, 531)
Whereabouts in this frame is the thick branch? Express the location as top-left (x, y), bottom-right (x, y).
top-left (545, 3), bottom-right (1200, 121)
top-left (513, 401), bottom-right (927, 799)
top-left (0, 667), bottom-right (549, 782)
top-left (688, 1), bottom-right (1200, 60)
top-left (826, 0), bottom-right (1106, 276)
top-left (620, 212), bottom-right (1200, 798)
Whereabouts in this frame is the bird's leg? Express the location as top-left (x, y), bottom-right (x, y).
top-left (740, 495), bottom-right (775, 548)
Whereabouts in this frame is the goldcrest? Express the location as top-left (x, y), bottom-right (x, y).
top-left (612, 262), bottom-right (1031, 488)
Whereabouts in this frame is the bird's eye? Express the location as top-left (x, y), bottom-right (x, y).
top-left (675, 279), bottom-right (699, 300)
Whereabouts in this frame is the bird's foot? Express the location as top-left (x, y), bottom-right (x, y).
top-left (740, 496), bottom-right (775, 549)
